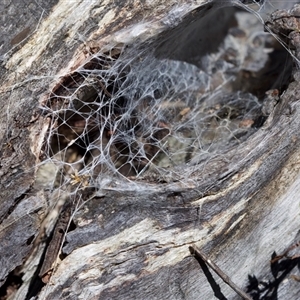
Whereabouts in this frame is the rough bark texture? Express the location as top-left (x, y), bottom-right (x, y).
top-left (1, 1), bottom-right (300, 300)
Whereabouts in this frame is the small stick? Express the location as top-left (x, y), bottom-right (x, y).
top-left (189, 245), bottom-right (253, 300)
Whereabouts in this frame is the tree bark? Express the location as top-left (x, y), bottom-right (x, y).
top-left (1, 1), bottom-right (300, 299)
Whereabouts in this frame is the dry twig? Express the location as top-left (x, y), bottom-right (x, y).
top-left (189, 245), bottom-right (253, 300)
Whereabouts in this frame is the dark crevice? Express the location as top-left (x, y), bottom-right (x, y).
top-left (0, 268), bottom-right (23, 300)
top-left (0, 189), bottom-right (30, 224)
top-left (26, 235), bottom-right (35, 246)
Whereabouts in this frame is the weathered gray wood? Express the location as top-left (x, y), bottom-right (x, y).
top-left (1, 1), bottom-right (300, 299)
top-left (0, 0), bottom-right (60, 290)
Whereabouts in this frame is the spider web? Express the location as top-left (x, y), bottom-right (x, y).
top-left (37, 0), bottom-right (295, 196)
top-left (31, 1), bottom-right (300, 298)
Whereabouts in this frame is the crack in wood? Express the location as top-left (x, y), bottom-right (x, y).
top-left (39, 201), bottom-right (72, 284)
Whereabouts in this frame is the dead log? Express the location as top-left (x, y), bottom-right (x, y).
top-left (1, 1), bottom-right (300, 299)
